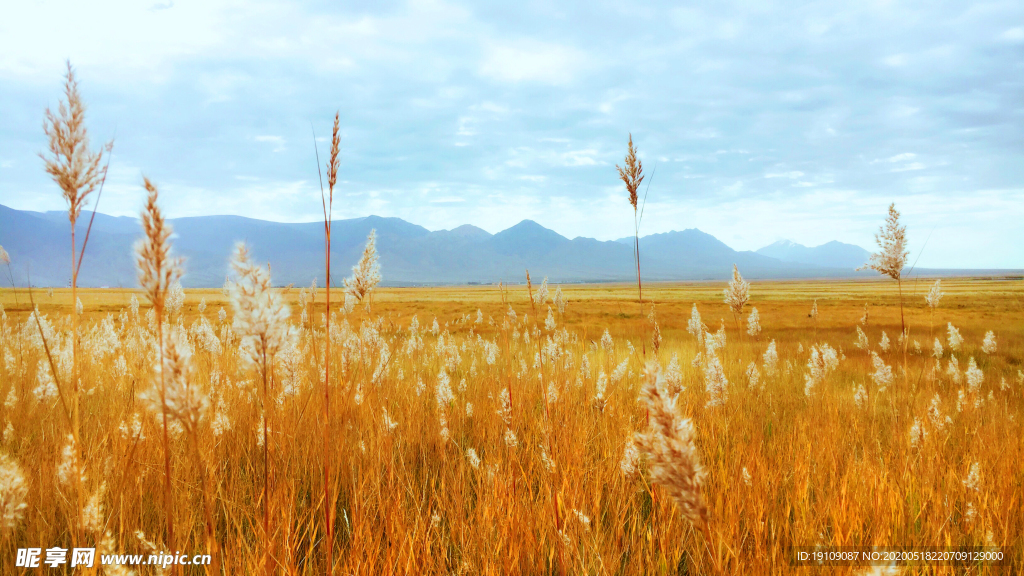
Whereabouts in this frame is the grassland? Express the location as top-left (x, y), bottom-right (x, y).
top-left (0, 278), bottom-right (1021, 574)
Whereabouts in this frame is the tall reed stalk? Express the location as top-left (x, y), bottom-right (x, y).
top-left (861, 202), bottom-right (910, 385)
top-left (227, 243), bottom-right (293, 574)
top-left (616, 134), bottom-right (645, 312)
top-left (316, 113), bottom-right (342, 571)
top-left (41, 61), bottom-right (111, 546)
top-left (135, 178), bottom-right (183, 562)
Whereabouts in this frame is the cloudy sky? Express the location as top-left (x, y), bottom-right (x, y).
top-left (1, 0), bottom-right (1022, 268)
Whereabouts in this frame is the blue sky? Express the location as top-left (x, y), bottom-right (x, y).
top-left (1, 0), bottom-right (1022, 268)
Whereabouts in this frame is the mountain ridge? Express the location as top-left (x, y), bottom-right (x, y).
top-left (1, 204), bottom-right (1003, 287)
top-left (756, 238), bottom-right (871, 270)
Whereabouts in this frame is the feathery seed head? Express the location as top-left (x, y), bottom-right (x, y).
top-left (963, 462), bottom-right (981, 492)
top-left (981, 331), bottom-right (996, 354)
top-left (928, 394), bottom-right (945, 430)
top-left (436, 370), bottom-right (454, 407)
top-left (503, 428), bottom-right (518, 448)
top-left (855, 326), bottom-right (869, 350)
top-left (81, 483), bottom-right (106, 533)
top-left (723, 264), bottom-right (750, 315)
top-left (0, 453), bottom-right (28, 530)
top-left (687, 304), bottom-right (705, 339)
top-left (140, 329), bottom-right (209, 434)
top-left (762, 340), bottom-right (779, 376)
top-left (465, 448), bottom-right (481, 469)
top-left (382, 408), bottom-right (398, 433)
top-left (909, 418), bottom-right (928, 449)
top-left (704, 353), bottom-right (729, 407)
top-left (601, 329), bottom-right (614, 355)
top-left (965, 357), bottom-right (983, 394)
top-left (327, 112), bottom-right (341, 194)
top-left (804, 343), bottom-right (839, 396)
top-left (135, 178), bottom-right (183, 315)
top-left (946, 356), bottom-right (962, 385)
top-left (870, 352), bottom-right (893, 389)
top-left (42, 62), bottom-right (110, 227)
top-left (853, 384), bottom-right (867, 409)
top-left (344, 230), bottom-right (382, 303)
top-left (553, 286), bottom-right (567, 314)
top-left (619, 440), bottom-right (639, 476)
top-left (947, 323), bottom-right (963, 351)
top-left (861, 202), bottom-right (909, 280)
top-left (616, 133), bottom-right (644, 210)
top-left (166, 281), bottom-right (185, 317)
top-left (925, 279), bottom-right (943, 309)
top-left (635, 361), bottom-right (708, 526)
top-left (746, 362), bottom-right (761, 390)
top-left (746, 307), bottom-right (761, 337)
top-left (228, 242), bottom-right (295, 365)
top-left (56, 433), bottom-right (86, 486)
top-left (533, 277), bottom-right (549, 305)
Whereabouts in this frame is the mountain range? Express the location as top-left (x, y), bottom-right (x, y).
top-left (0, 203), bottom-right (997, 287)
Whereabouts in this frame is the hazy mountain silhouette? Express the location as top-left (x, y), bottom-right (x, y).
top-left (2, 203), bottom-right (993, 288)
top-left (756, 239), bottom-right (871, 270)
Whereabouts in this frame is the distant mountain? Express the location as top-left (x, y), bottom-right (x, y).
top-left (756, 239), bottom-right (871, 270)
top-left (2, 203), bottom-right (990, 288)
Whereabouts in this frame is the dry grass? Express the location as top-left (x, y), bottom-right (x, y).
top-left (0, 278), bottom-right (1022, 574)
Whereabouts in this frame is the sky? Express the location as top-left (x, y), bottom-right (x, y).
top-left (1, 0), bottom-right (1022, 268)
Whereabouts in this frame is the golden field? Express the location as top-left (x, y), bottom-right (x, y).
top-left (0, 278), bottom-right (1022, 574)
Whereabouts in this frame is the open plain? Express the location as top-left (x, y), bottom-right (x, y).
top-left (0, 278), bottom-right (1021, 574)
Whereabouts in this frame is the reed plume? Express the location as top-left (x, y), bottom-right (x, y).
top-left (746, 307), bottom-right (761, 337)
top-left (947, 322), bottom-right (963, 351)
top-left (344, 230), bottom-right (382, 310)
top-left (553, 286), bottom-right (567, 315)
top-left (533, 276), bottom-right (549, 305)
top-left (723, 264), bottom-right (750, 331)
top-left (981, 331), bottom-right (996, 354)
top-left (635, 361), bottom-right (709, 528)
top-left (139, 330), bottom-right (208, 435)
top-left (229, 243), bottom-right (293, 362)
top-left (136, 179), bottom-right (183, 315)
top-left (0, 452), bottom-right (28, 530)
top-left (42, 63), bottom-right (110, 229)
top-left (0, 246), bottom-right (13, 300)
top-left (525, 269), bottom-right (535, 311)
top-left (925, 279), bottom-right (942, 337)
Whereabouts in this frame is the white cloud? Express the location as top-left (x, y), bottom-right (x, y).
top-left (0, 0), bottom-right (227, 80)
top-left (558, 149), bottom-right (601, 167)
top-left (999, 27), bottom-right (1024, 42)
top-left (881, 53), bottom-right (909, 67)
top-left (765, 171), bottom-right (805, 179)
top-left (887, 153), bottom-right (916, 162)
top-left (479, 39), bottom-right (586, 84)
top-left (255, 135), bottom-right (286, 152)
top-left (891, 162), bottom-right (926, 172)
